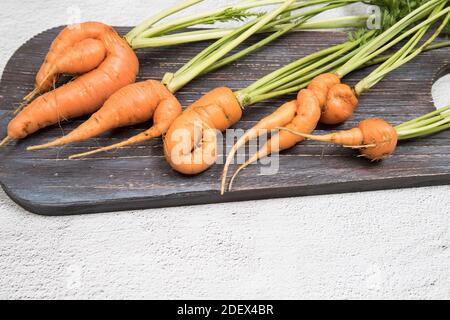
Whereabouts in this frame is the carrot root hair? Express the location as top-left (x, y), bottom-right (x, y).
top-left (15, 87), bottom-right (40, 115)
top-left (276, 127), bottom-right (316, 140)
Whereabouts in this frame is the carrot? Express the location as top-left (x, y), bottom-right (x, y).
top-left (280, 118), bottom-right (398, 161)
top-left (27, 80), bottom-right (181, 152)
top-left (224, 89), bottom-right (321, 193)
top-left (4, 22), bottom-right (139, 143)
top-left (164, 87), bottom-right (242, 175)
top-left (279, 104), bottom-right (450, 161)
top-left (15, 35), bottom-right (108, 115)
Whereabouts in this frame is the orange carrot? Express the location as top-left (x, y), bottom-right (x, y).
top-left (5, 22), bottom-right (139, 142)
top-left (224, 89), bottom-right (321, 192)
top-left (164, 87), bottom-right (242, 175)
top-left (280, 118), bottom-right (398, 161)
top-left (27, 80), bottom-right (181, 152)
top-left (16, 31), bottom-right (108, 114)
top-left (306, 73), bottom-right (358, 125)
top-left (319, 83), bottom-right (358, 125)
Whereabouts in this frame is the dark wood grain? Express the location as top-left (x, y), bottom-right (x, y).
top-left (0, 26), bottom-right (449, 216)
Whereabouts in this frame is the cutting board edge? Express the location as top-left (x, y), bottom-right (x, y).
top-left (3, 174), bottom-right (449, 216)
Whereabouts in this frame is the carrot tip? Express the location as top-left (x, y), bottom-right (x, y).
top-left (343, 144), bottom-right (376, 149)
top-left (0, 136), bottom-right (11, 147)
top-left (68, 150), bottom-right (98, 160)
top-left (228, 164), bottom-right (246, 192)
top-left (27, 143), bottom-right (55, 151)
top-left (220, 172), bottom-right (228, 195)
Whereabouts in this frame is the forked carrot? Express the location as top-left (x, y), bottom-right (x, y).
top-left (5, 22), bottom-right (139, 143)
top-left (225, 89), bottom-right (321, 192)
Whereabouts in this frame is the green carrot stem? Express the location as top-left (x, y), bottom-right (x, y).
top-left (355, 3), bottom-right (450, 95)
top-left (294, 15), bottom-right (369, 29)
top-left (396, 105), bottom-right (450, 129)
top-left (137, 0), bottom-right (291, 39)
top-left (248, 39), bottom-right (359, 98)
top-left (237, 29), bottom-right (375, 105)
top-left (168, 0), bottom-right (357, 80)
top-left (165, 0), bottom-right (296, 94)
top-left (202, 2), bottom-right (354, 75)
top-left (335, 0), bottom-right (444, 78)
top-left (398, 123), bottom-right (450, 140)
top-left (171, 18), bottom-right (258, 80)
top-left (125, 0), bottom-right (204, 43)
top-left (241, 42), bottom-right (348, 94)
top-left (397, 113), bottom-right (450, 140)
top-left (363, 40), bottom-right (450, 67)
top-left (131, 14), bottom-right (369, 49)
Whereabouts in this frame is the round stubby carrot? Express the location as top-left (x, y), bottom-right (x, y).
top-left (281, 118), bottom-right (398, 161)
top-left (164, 87), bottom-right (242, 175)
top-left (224, 89), bottom-right (321, 192)
top-left (6, 22), bottom-right (139, 141)
top-left (27, 80), bottom-right (181, 152)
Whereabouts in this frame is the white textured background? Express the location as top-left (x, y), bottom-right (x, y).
top-left (0, 0), bottom-right (449, 300)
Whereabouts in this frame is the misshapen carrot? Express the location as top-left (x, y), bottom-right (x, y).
top-left (17, 30), bottom-right (108, 111)
top-left (307, 73), bottom-right (358, 125)
top-left (225, 89), bottom-right (321, 192)
top-left (320, 83), bottom-right (358, 125)
top-left (164, 87), bottom-right (242, 175)
top-left (6, 22), bottom-right (139, 141)
top-left (27, 80), bottom-right (181, 152)
top-left (307, 73), bottom-right (340, 107)
top-left (281, 118), bottom-right (398, 160)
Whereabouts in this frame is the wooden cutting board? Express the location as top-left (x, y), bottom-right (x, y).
top-left (0, 26), bottom-right (449, 216)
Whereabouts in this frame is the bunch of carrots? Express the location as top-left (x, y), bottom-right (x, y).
top-left (2, 0), bottom-right (363, 150)
top-left (1, 0), bottom-right (449, 196)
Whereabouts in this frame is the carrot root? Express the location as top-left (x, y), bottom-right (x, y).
top-left (343, 144), bottom-right (377, 149)
top-left (276, 127), bottom-right (316, 140)
top-left (68, 127), bottom-right (162, 159)
top-left (228, 161), bottom-right (251, 192)
top-left (27, 142), bottom-right (60, 151)
top-left (220, 128), bottom-right (263, 195)
top-left (0, 136), bottom-right (11, 147)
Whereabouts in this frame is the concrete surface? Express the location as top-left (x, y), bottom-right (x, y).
top-left (0, 0), bottom-right (449, 300)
